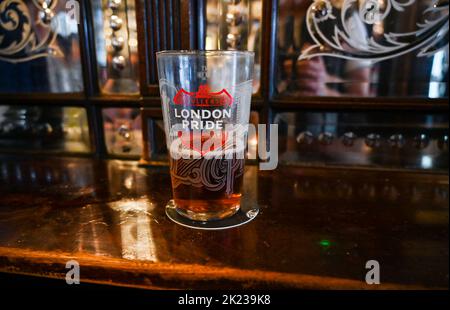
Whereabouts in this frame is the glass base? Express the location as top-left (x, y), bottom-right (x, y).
top-left (175, 203), bottom-right (240, 221)
top-left (165, 200), bottom-right (259, 230)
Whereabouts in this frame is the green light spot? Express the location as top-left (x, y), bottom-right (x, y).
top-left (319, 239), bottom-right (331, 248)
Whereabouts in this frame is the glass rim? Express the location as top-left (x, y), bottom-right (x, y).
top-left (156, 50), bottom-right (255, 57)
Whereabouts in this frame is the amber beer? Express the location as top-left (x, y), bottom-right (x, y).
top-left (169, 138), bottom-right (245, 221)
top-left (170, 157), bottom-right (244, 220)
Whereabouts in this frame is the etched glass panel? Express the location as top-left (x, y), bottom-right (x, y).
top-left (276, 0), bottom-right (449, 98)
top-left (0, 0), bottom-right (83, 93)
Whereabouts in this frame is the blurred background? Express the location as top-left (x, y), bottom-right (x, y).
top-left (0, 0), bottom-right (448, 172)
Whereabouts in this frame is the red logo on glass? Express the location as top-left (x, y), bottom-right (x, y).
top-left (173, 85), bottom-right (233, 107)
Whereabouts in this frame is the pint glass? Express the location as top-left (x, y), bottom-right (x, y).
top-left (156, 51), bottom-right (254, 221)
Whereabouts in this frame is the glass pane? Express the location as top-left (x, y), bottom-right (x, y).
top-left (276, 0), bottom-right (449, 98)
top-left (0, 0), bottom-right (83, 93)
top-left (206, 0), bottom-right (262, 94)
top-left (274, 111), bottom-right (449, 171)
top-left (0, 106), bottom-right (90, 152)
top-left (103, 108), bottom-right (142, 156)
top-left (92, 0), bottom-right (139, 94)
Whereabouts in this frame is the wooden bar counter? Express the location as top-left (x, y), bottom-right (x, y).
top-left (0, 155), bottom-right (448, 289)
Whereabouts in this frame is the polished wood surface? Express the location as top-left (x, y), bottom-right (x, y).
top-left (0, 156), bottom-right (448, 289)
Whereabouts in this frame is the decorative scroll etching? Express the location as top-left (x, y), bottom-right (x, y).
top-left (0, 0), bottom-right (61, 63)
top-left (171, 157), bottom-right (244, 195)
top-left (299, 0), bottom-right (449, 61)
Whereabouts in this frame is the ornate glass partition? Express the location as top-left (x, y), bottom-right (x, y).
top-left (0, 0), bottom-right (83, 93)
top-left (275, 0), bottom-right (449, 98)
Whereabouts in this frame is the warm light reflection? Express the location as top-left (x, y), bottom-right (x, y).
top-left (128, 38), bottom-right (138, 48)
top-left (124, 175), bottom-right (134, 189)
top-left (109, 198), bottom-right (158, 262)
top-left (109, 198), bottom-right (155, 212)
top-left (247, 136), bottom-right (258, 157)
top-left (373, 22), bottom-right (384, 35)
top-left (114, 160), bottom-right (140, 171)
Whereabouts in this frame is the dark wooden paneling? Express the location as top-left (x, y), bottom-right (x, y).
top-left (140, 107), bottom-right (163, 163)
top-left (136, 0), bottom-right (205, 98)
top-left (79, 0), bottom-right (99, 97)
top-left (260, 0), bottom-right (277, 101)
